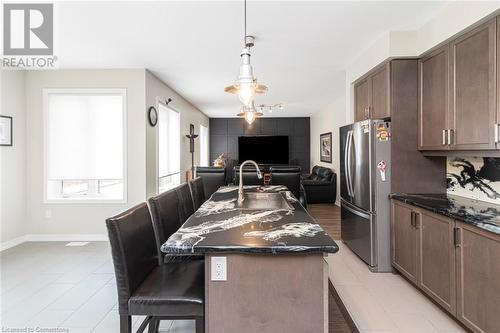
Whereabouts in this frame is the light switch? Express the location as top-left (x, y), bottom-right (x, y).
top-left (211, 256), bottom-right (227, 281)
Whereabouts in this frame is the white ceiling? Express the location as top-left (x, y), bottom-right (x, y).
top-left (55, 1), bottom-right (449, 117)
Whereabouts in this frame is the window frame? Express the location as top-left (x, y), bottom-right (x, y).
top-left (155, 100), bottom-right (181, 194)
top-left (43, 88), bottom-right (128, 204)
top-left (199, 124), bottom-right (209, 167)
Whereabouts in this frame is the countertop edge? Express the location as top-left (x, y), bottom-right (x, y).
top-left (161, 245), bottom-right (340, 255)
top-left (390, 194), bottom-right (500, 236)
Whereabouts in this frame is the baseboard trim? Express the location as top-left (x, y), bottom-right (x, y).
top-left (0, 234), bottom-right (107, 251)
top-left (25, 234), bottom-right (108, 242)
top-left (0, 235), bottom-right (27, 252)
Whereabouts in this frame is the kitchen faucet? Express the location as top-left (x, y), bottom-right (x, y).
top-left (238, 160), bottom-right (263, 204)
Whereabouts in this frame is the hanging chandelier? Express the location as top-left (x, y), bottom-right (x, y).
top-left (224, 0), bottom-right (268, 108)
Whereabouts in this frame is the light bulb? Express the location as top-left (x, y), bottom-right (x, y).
top-left (245, 111), bottom-right (256, 124)
top-left (238, 82), bottom-right (256, 106)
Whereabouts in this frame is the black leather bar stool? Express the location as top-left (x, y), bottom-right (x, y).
top-left (195, 166), bottom-right (226, 198)
top-left (148, 187), bottom-right (203, 264)
top-left (188, 177), bottom-right (206, 211)
top-left (106, 203), bottom-right (205, 333)
top-left (175, 183), bottom-right (195, 224)
top-left (270, 166), bottom-right (307, 208)
top-left (148, 188), bottom-right (183, 264)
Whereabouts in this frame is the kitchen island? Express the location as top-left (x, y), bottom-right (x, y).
top-left (162, 185), bottom-right (338, 333)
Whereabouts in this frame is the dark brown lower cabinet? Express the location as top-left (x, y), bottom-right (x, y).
top-left (391, 201), bottom-right (418, 283)
top-left (455, 222), bottom-right (500, 333)
top-left (418, 210), bottom-right (456, 314)
top-left (391, 200), bottom-right (500, 333)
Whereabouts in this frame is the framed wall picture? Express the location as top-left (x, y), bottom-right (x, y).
top-left (320, 132), bottom-right (332, 163)
top-left (0, 116), bottom-right (13, 146)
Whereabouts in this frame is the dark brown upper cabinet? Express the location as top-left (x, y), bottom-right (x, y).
top-left (354, 63), bottom-right (390, 121)
top-left (419, 18), bottom-right (498, 151)
top-left (450, 19), bottom-right (497, 150)
top-left (370, 65), bottom-right (390, 119)
top-left (354, 78), bottom-right (369, 122)
top-left (418, 45), bottom-right (450, 150)
top-left (497, 16), bottom-right (500, 149)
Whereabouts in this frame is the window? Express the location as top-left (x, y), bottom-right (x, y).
top-left (199, 124), bottom-right (209, 167)
top-left (158, 102), bottom-right (180, 193)
top-left (44, 89), bottom-right (126, 202)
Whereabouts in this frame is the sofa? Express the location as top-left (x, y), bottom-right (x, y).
top-left (301, 166), bottom-right (337, 203)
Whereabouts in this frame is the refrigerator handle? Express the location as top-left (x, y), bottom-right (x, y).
top-left (344, 130), bottom-right (352, 197)
top-left (347, 130), bottom-right (354, 198)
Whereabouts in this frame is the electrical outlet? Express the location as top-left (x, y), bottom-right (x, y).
top-left (211, 256), bottom-right (227, 281)
top-left (45, 209), bottom-right (52, 219)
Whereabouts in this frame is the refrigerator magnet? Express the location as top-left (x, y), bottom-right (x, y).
top-left (377, 161), bottom-right (387, 181)
top-left (376, 123), bottom-right (390, 142)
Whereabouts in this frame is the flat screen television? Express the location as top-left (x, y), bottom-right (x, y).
top-left (238, 136), bottom-right (289, 164)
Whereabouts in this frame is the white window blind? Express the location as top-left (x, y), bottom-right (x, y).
top-left (45, 90), bottom-right (126, 201)
top-left (200, 124), bottom-right (209, 167)
top-left (158, 103), bottom-right (180, 193)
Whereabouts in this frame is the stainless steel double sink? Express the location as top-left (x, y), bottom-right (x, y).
top-left (237, 192), bottom-right (294, 211)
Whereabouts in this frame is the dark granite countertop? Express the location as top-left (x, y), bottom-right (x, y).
top-left (161, 185), bottom-right (339, 255)
top-left (390, 193), bottom-right (500, 235)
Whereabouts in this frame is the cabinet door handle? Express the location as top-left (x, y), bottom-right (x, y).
top-left (367, 106), bottom-right (371, 118)
top-left (442, 130), bottom-right (447, 145)
top-left (410, 212), bottom-right (415, 228)
top-left (414, 212), bottom-right (419, 229)
top-left (448, 129), bottom-right (454, 145)
top-left (453, 227), bottom-right (461, 247)
top-left (495, 124), bottom-right (499, 144)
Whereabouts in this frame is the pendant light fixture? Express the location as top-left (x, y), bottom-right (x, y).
top-left (237, 101), bottom-right (263, 125)
top-left (224, 0), bottom-right (268, 108)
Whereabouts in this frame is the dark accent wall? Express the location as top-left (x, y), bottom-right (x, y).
top-left (210, 117), bottom-right (310, 181)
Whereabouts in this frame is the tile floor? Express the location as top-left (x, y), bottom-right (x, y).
top-left (0, 241), bottom-right (194, 332)
top-left (1, 239), bottom-right (467, 333)
top-left (326, 242), bottom-right (467, 333)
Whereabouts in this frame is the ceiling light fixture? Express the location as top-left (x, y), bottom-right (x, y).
top-left (237, 102), bottom-right (263, 125)
top-left (225, 0), bottom-right (267, 107)
top-left (256, 103), bottom-right (284, 113)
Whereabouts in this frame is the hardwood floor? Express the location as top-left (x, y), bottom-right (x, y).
top-left (309, 203), bottom-right (354, 333)
top-left (309, 203), bottom-right (341, 239)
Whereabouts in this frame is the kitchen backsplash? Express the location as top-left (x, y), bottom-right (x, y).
top-left (447, 157), bottom-right (500, 204)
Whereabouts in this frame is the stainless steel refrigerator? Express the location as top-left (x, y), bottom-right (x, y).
top-left (340, 119), bottom-right (392, 272)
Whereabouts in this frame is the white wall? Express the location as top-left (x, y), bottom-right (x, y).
top-left (345, 2), bottom-right (500, 122)
top-left (145, 70), bottom-right (209, 198)
top-left (415, 1), bottom-right (500, 55)
top-left (310, 86), bottom-right (346, 206)
top-left (24, 69), bottom-right (146, 237)
top-left (1, 70), bottom-right (27, 248)
top-left (0, 69), bottom-right (208, 242)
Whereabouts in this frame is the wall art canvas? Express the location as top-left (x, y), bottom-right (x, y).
top-left (320, 132), bottom-right (332, 163)
top-left (447, 157), bottom-right (500, 204)
top-left (0, 116), bottom-right (13, 146)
